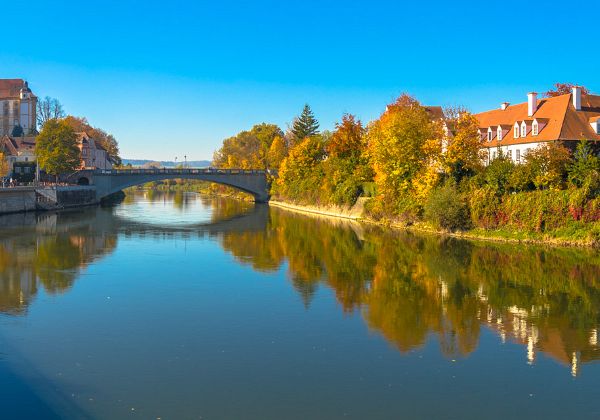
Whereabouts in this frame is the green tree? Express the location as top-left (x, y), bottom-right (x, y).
top-left (524, 142), bottom-right (572, 189)
top-left (11, 125), bottom-right (23, 137)
top-left (291, 104), bottom-right (319, 142)
top-left (35, 119), bottom-right (80, 180)
top-left (482, 152), bottom-right (515, 195)
top-left (568, 139), bottom-right (600, 188)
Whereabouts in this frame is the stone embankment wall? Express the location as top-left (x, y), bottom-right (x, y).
top-left (269, 197), bottom-right (367, 220)
top-left (0, 188), bottom-right (36, 214)
top-left (0, 186), bottom-right (99, 215)
top-left (37, 186), bottom-right (98, 208)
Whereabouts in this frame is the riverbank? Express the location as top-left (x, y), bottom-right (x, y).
top-left (0, 186), bottom-right (101, 215)
top-left (268, 197), bottom-right (600, 248)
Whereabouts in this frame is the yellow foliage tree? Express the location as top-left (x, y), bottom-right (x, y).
top-left (0, 152), bottom-right (9, 178)
top-left (443, 112), bottom-right (484, 181)
top-left (366, 94), bottom-right (442, 215)
top-left (267, 136), bottom-right (287, 170)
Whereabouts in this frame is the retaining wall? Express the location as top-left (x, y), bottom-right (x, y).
top-left (0, 188), bottom-right (36, 214)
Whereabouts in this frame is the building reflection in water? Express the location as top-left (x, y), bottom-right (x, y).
top-left (0, 192), bottom-right (599, 377)
top-left (0, 209), bottom-right (118, 314)
top-left (218, 206), bottom-right (600, 376)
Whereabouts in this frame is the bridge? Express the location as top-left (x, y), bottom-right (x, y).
top-left (71, 168), bottom-right (271, 203)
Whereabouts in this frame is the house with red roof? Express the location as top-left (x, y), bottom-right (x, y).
top-left (475, 86), bottom-right (600, 164)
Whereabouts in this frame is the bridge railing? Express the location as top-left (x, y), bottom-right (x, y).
top-left (93, 168), bottom-right (269, 175)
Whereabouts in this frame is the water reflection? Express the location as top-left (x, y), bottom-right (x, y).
top-left (0, 192), bottom-right (599, 377)
top-left (0, 210), bottom-right (117, 314)
top-left (219, 208), bottom-right (600, 375)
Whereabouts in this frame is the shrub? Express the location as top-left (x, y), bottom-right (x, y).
top-left (469, 186), bottom-right (501, 228)
top-left (424, 184), bottom-right (470, 231)
top-left (483, 155), bottom-right (514, 195)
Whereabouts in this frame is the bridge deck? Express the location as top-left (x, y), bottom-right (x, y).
top-left (94, 168), bottom-right (268, 175)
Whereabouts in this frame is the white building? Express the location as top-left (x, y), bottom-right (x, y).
top-left (476, 86), bottom-right (600, 164)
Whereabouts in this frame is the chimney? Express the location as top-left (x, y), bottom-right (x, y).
top-left (527, 92), bottom-right (538, 117)
top-left (501, 102), bottom-right (510, 110)
top-left (572, 86), bottom-right (582, 111)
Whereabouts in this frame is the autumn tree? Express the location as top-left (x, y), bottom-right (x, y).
top-left (213, 123), bottom-right (283, 169)
top-left (63, 116), bottom-right (121, 165)
top-left (275, 136), bottom-right (325, 201)
top-left (0, 152), bottom-right (9, 177)
top-left (366, 94), bottom-right (442, 215)
top-left (544, 83), bottom-right (590, 98)
top-left (321, 114), bottom-right (371, 205)
top-left (267, 136), bottom-right (287, 170)
top-left (291, 104), bottom-right (319, 143)
top-left (37, 97), bottom-right (65, 129)
top-left (443, 112), bottom-right (484, 181)
top-left (35, 119), bottom-right (81, 181)
top-left (326, 114), bottom-right (364, 159)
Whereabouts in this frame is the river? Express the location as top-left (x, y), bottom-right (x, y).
top-left (0, 191), bottom-right (599, 419)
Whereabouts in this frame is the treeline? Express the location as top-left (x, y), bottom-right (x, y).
top-left (213, 92), bottom-right (600, 240)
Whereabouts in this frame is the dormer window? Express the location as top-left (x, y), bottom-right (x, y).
top-left (497, 126), bottom-right (503, 141)
top-left (521, 121), bottom-right (527, 137)
top-left (514, 122), bottom-right (520, 138)
top-left (532, 120), bottom-right (539, 136)
top-left (487, 127), bottom-right (496, 142)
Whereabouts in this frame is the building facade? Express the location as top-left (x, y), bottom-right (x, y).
top-left (77, 132), bottom-right (113, 170)
top-left (475, 86), bottom-right (600, 164)
top-left (0, 79), bottom-right (37, 136)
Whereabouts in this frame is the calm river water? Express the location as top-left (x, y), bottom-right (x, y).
top-left (0, 191), bottom-right (599, 419)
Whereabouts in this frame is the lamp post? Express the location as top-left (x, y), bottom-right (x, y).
top-left (184, 155), bottom-right (187, 169)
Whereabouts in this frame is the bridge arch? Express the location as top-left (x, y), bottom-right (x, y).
top-left (77, 169), bottom-right (271, 203)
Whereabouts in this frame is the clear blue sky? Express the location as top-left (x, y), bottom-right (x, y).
top-left (2, 0), bottom-right (597, 160)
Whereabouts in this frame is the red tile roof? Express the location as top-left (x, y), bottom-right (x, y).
top-left (475, 93), bottom-right (600, 147)
top-left (0, 79), bottom-right (27, 98)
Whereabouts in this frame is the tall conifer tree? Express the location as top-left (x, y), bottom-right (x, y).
top-left (291, 104), bottom-right (320, 142)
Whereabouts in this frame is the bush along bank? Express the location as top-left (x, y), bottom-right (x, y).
top-left (211, 95), bottom-right (600, 247)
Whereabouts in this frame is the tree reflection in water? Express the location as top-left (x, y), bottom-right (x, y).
top-left (0, 209), bottom-right (118, 314)
top-left (219, 206), bottom-right (600, 375)
top-left (0, 196), bottom-right (598, 376)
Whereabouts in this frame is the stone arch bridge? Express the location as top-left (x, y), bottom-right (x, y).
top-left (71, 168), bottom-right (271, 202)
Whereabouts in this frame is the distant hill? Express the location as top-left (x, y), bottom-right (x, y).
top-left (122, 159), bottom-right (212, 168)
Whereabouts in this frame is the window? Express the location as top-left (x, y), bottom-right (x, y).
top-left (497, 127), bottom-right (503, 141)
top-left (508, 150), bottom-right (513, 161)
top-left (521, 122), bottom-right (527, 137)
top-left (532, 121), bottom-right (538, 136)
top-left (514, 123), bottom-right (520, 138)
top-left (516, 149), bottom-right (521, 163)
top-left (492, 151), bottom-right (497, 160)
top-left (487, 131), bottom-right (492, 141)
